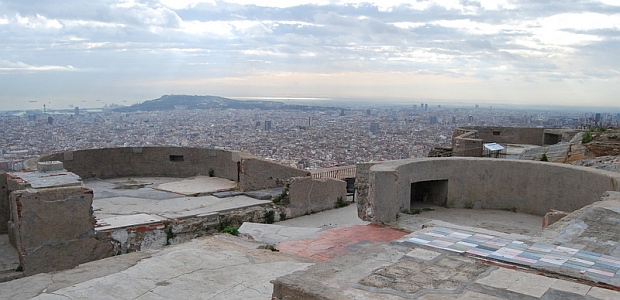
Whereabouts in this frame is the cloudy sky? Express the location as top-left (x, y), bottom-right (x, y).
top-left (1, 0), bottom-right (619, 110)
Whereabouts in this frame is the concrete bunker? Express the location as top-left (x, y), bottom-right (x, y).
top-left (410, 179), bottom-right (448, 207)
top-left (357, 157), bottom-right (620, 223)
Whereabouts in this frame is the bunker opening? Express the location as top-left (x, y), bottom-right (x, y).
top-left (411, 180), bottom-right (448, 208)
top-left (169, 155), bottom-right (184, 162)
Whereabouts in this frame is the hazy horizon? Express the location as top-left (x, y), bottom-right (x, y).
top-left (1, 0), bottom-right (619, 110)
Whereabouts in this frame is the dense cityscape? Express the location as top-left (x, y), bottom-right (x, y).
top-left (1, 100), bottom-right (618, 171)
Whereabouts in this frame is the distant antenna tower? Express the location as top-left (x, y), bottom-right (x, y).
top-left (43, 104), bottom-right (46, 114)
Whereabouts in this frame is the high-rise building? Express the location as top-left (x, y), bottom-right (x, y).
top-left (47, 116), bottom-right (53, 125)
top-left (429, 116), bottom-right (438, 125)
top-left (370, 122), bottom-right (379, 134)
top-left (452, 116), bottom-right (456, 124)
top-left (264, 120), bottom-right (272, 131)
top-left (424, 104), bottom-right (428, 111)
top-left (595, 113), bottom-right (601, 123)
top-left (366, 109), bottom-right (371, 115)
top-left (468, 115), bottom-right (474, 123)
top-left (75, 107), bottom-right (80, 116)
top-left (339, 109), bottom-right (345, 116)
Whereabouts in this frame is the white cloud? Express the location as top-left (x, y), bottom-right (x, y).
top-left (0, 60), bottom-right (75, 72)
top-left (540, 13), bottom-right (620, 31)
top-left (12, 13), bottom-right (62, 29)
top-left (159, 0), bottom-right (216, 9)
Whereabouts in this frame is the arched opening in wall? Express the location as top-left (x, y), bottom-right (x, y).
top-left (411, 180), bottom-right (448, 208)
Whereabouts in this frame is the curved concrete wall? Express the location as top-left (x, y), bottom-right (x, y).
top-left (39, 147), bottom-right (309, 191)
top-left (360, 158), bottom-right (620, 223)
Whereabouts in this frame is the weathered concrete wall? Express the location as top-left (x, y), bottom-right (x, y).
top-left (0, 173), bottom-right (8, 234)
top-left (361, 158), bottom-right (620, 223)
top-left (464, 127), bottom-right (545, 146)
top-left (40, 147), bottom-right (240, 181)
top-left (286, 177), bottom-right (346, 218)
top-left (39, 147), bottom-right (309, 192)
top-left (239, 157), bottom-right (310, 191)
top-left (9, 186), bottom-right (113, 275)
top-left (453, 138), bottom-right (483, 157)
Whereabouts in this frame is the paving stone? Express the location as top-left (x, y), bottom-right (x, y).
top-left (551, 279), bottom-right (591, 295)
top-left (405, 247), bottom-right (442, 261)
top-left (506, 272), bottom-right (557, 298)
top-left (587, 286), bottom-right (620, 300)
top-left (475, 267), bottom-right (523, 289)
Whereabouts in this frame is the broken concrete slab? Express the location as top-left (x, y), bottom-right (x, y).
top-left (155, 176), bottom-right (237, 196)
top-left (213, 191), bottom-right (244, 198)
top-left (92, 195), bottom-right (270, 220)
top-left (244, 187), bottom-right (284, 200)
top-left (95, 213), bottom-right (166, 231)
top-left (239, 222), bottom-right (324, 245)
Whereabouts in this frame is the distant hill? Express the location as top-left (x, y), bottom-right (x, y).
top-left (113, 95), bottom-right (334, 112)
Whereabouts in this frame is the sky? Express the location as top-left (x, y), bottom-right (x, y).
top-left (1, 0), bottom-right (620, 111)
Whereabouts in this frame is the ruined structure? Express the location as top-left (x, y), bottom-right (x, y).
top-left (448, 126), bottom-right (578, 157)
top-left (1, 147), bottom-right (348, 279)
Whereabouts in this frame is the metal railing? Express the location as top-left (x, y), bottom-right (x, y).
top-left (310, 165), bottom-right (356, 180)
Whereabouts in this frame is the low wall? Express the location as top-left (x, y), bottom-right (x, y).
top-left (39, 147), bottom-right (309, 192)
top-left (40, 147), bottom-right (240, 181)
top-left (464, 127), bottom-right (545, 145)
top-left (453, 138), bottom-right (483, 157)
top-left (286, 177), bottom-right (346, 218)
top-left (0, 173), bottom-right (8, 234)
top-left (360, 158), bottom-right (620, 223)
top-left (239, 157), bottom-right (309, 191)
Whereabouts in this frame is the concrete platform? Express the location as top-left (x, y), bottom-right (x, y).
top-left (0, 235), bottom-right (313, 300)
top-left (93, 195), bottom-right (270, 220)
top-left (86, 177), bottom-right (269, 227)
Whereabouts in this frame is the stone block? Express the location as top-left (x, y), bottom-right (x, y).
top-left (11, 187), bottom-right (95, 251)
top-left (9, 186), bottom-right (113, 275)
top-left (542, 210), bottom-right (570, 228)
top-left (36, 161), bottom-right (64, 172)
top-left (287, 177), bottom-right (346, 218)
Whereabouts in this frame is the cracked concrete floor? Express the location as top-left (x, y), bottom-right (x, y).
top-left (0, 235), bottom-right (313, 300)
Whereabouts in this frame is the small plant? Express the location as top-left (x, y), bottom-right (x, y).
top-left (464, 202), bottom-right (474, 209)
top-left (502, 207), bottom-right (517, 213)
top-left (272, 194), bottom-right (283, 204)
top-left (422, 207), bottom-right (435, 212)
top-left (582, 131), bottom-right (594, 144)
top-left (15, 265), bottom-right (23, 272)
top-left (221, 226), bottom-right (239, 236)
top-left (163, 221), bottom-right (175, 245)
top-left (272, 188), bottom-right (288, 204)
top-left (268, 245), bottom-right (279, 252)
top-left (596, 126), bottom-right (607, 133)
top-left (279, 212), bottom-right (287, 221)
top-left (540, 154), bottom-right (548, 161)
top-left (208, 169), bottom-right (214, 177)
top-left (335, 196), bottom-right (350, 208)
top-left (264, 210), bottom-right (275, 224)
